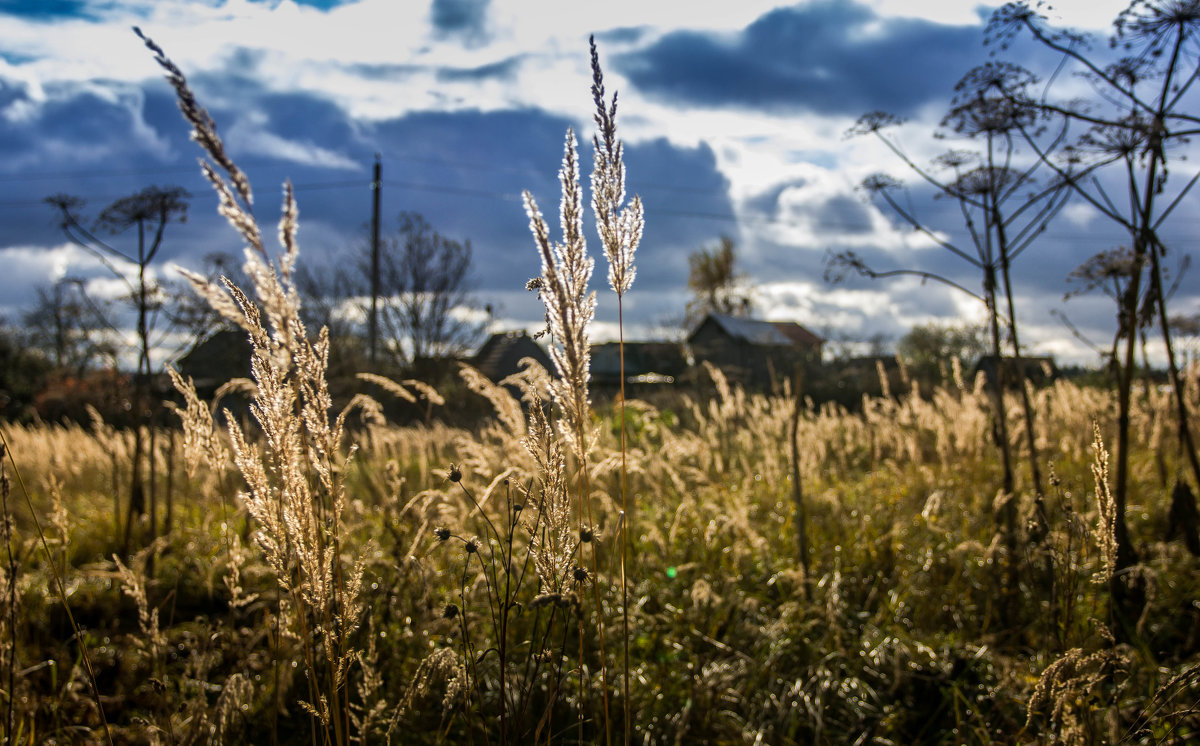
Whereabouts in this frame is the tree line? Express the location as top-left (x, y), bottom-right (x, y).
top-left (0, 193), bottom-right (482, 421)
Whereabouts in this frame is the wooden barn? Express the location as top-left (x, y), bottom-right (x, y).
top-left (687, 313), bottom-right (823, 389)
top-left (590, 340), bottom-right (691, 393)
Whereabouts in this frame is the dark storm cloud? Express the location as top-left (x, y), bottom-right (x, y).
top-left (246, 0), bottom-right (358, 8)
top-left (432, 0), bottom-right (490, 39)
top-left (24, 87), bottom-right (139, 148)
top-left (256, 92), bottom-right (362, 145)
top-left (745, 180), bottom-right (874, 236)
top-left (592, 27), bottom-right (649, 45)
top-left (622, 138), bottom-right (734, 287)
top-left (348, 56), bottom-right (521, 84)
top-left (0, 79), bottom-right (187, 232)
top-left (436, 55), bottom-right (523, 82)
top-left (0, 76), bottom-right (28, 106)
top-left (219, 46), bottom-right (270, 77)
top-left (743, 179), bottom-right (806, 218)
top-left (616, 0), bottom-right (983, 116)
top-left (366, 109), bottom-right (734, 298)
top-left (346, 63), bottom-right (424, 81)
top-left (0, 77), bottom-right (365, 260)
top-left (1, 0), bottom-right (89, 20)
top-left (0, 79), bottom-right (33, 146)
top-left (816, 195), bottom-right (874, 235)
top-left (0, 59), bottom-right (733, 324)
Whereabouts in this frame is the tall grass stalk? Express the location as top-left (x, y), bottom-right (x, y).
top-left (1, 442), bottom-right (15, 743)
top-left (588, 36), bottom-right (643, 744)
top-left (521, 37), bottom-right (643, 736)
top-left (139, 28), bottom-right (373, 745)
top-left (524, 126), bottom-right (611, 739)
top-left (789, 368), bottom-right (810, 598)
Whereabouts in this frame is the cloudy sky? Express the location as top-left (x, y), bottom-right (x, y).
top-left (1, 0), bottom-right (1195, 367)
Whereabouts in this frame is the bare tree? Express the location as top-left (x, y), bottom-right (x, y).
top-left (294, 212), bottom-right (482, 381)
top-left (22, 279), bottom-right (118, 376)
top-left (897, 320), bottom-right (989, 388)
top-left (46, 186), bottom-right (190, 555)
top-left (369, 212), bottom-right (482, 377)
top-left (686, 235), bottom-right (754, 326)
top-left (988, 1), bottom-right (1200, 579)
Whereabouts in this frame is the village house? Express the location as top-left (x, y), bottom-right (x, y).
top-left (471, 330), bottom-right (553, 384)
top-left (590, 340), bottom-right (691, 394)
top-left (687, 313), bottom-right (823, 389)
top-left (176, 328), bottom-right (252, 396)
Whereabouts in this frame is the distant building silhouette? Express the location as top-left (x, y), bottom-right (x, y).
top-left (972, 355), bottom-right (1058, 388)
top-left (688, 313), bottom-right (823, 389)
top-left (590, 340), bottom-right (691, 391)
top-left (471, 331), bottom-right (552, 383)
top-left (177, 329), bottom-right (252, 395)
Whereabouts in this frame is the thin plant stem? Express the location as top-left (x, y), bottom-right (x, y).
top-left (618, 296), bottom-right (630, 745)
top-left (577, 426), bottom-right (611, 745)
top-left (1, 443), bottom-right (16, 744)
top-left (0, 428), bottom-right (113, 746)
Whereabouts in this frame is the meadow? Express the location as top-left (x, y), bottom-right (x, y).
top-left (3, 362), bottom-right (1200, 744)
top-left (2, 24), bottom-right (1200, 746)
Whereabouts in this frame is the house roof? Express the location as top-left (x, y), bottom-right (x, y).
top-left (177, 328), bottom-right (252, 387)
top-left (472, 331), bottom-right (550, 382)
top-left (770, 321), bottom-right (824, 347)
top-left (690, 313), bottom-right (822, 347)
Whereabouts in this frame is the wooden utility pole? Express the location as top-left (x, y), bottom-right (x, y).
top-left (369, 154), bottom-right (381, 366)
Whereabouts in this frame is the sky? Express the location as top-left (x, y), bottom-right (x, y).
top-left (1, 0), bottom-right (1196, 368)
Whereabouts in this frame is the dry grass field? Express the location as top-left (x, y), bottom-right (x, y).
top-left (3, 364), bottom-right (1200, 744)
